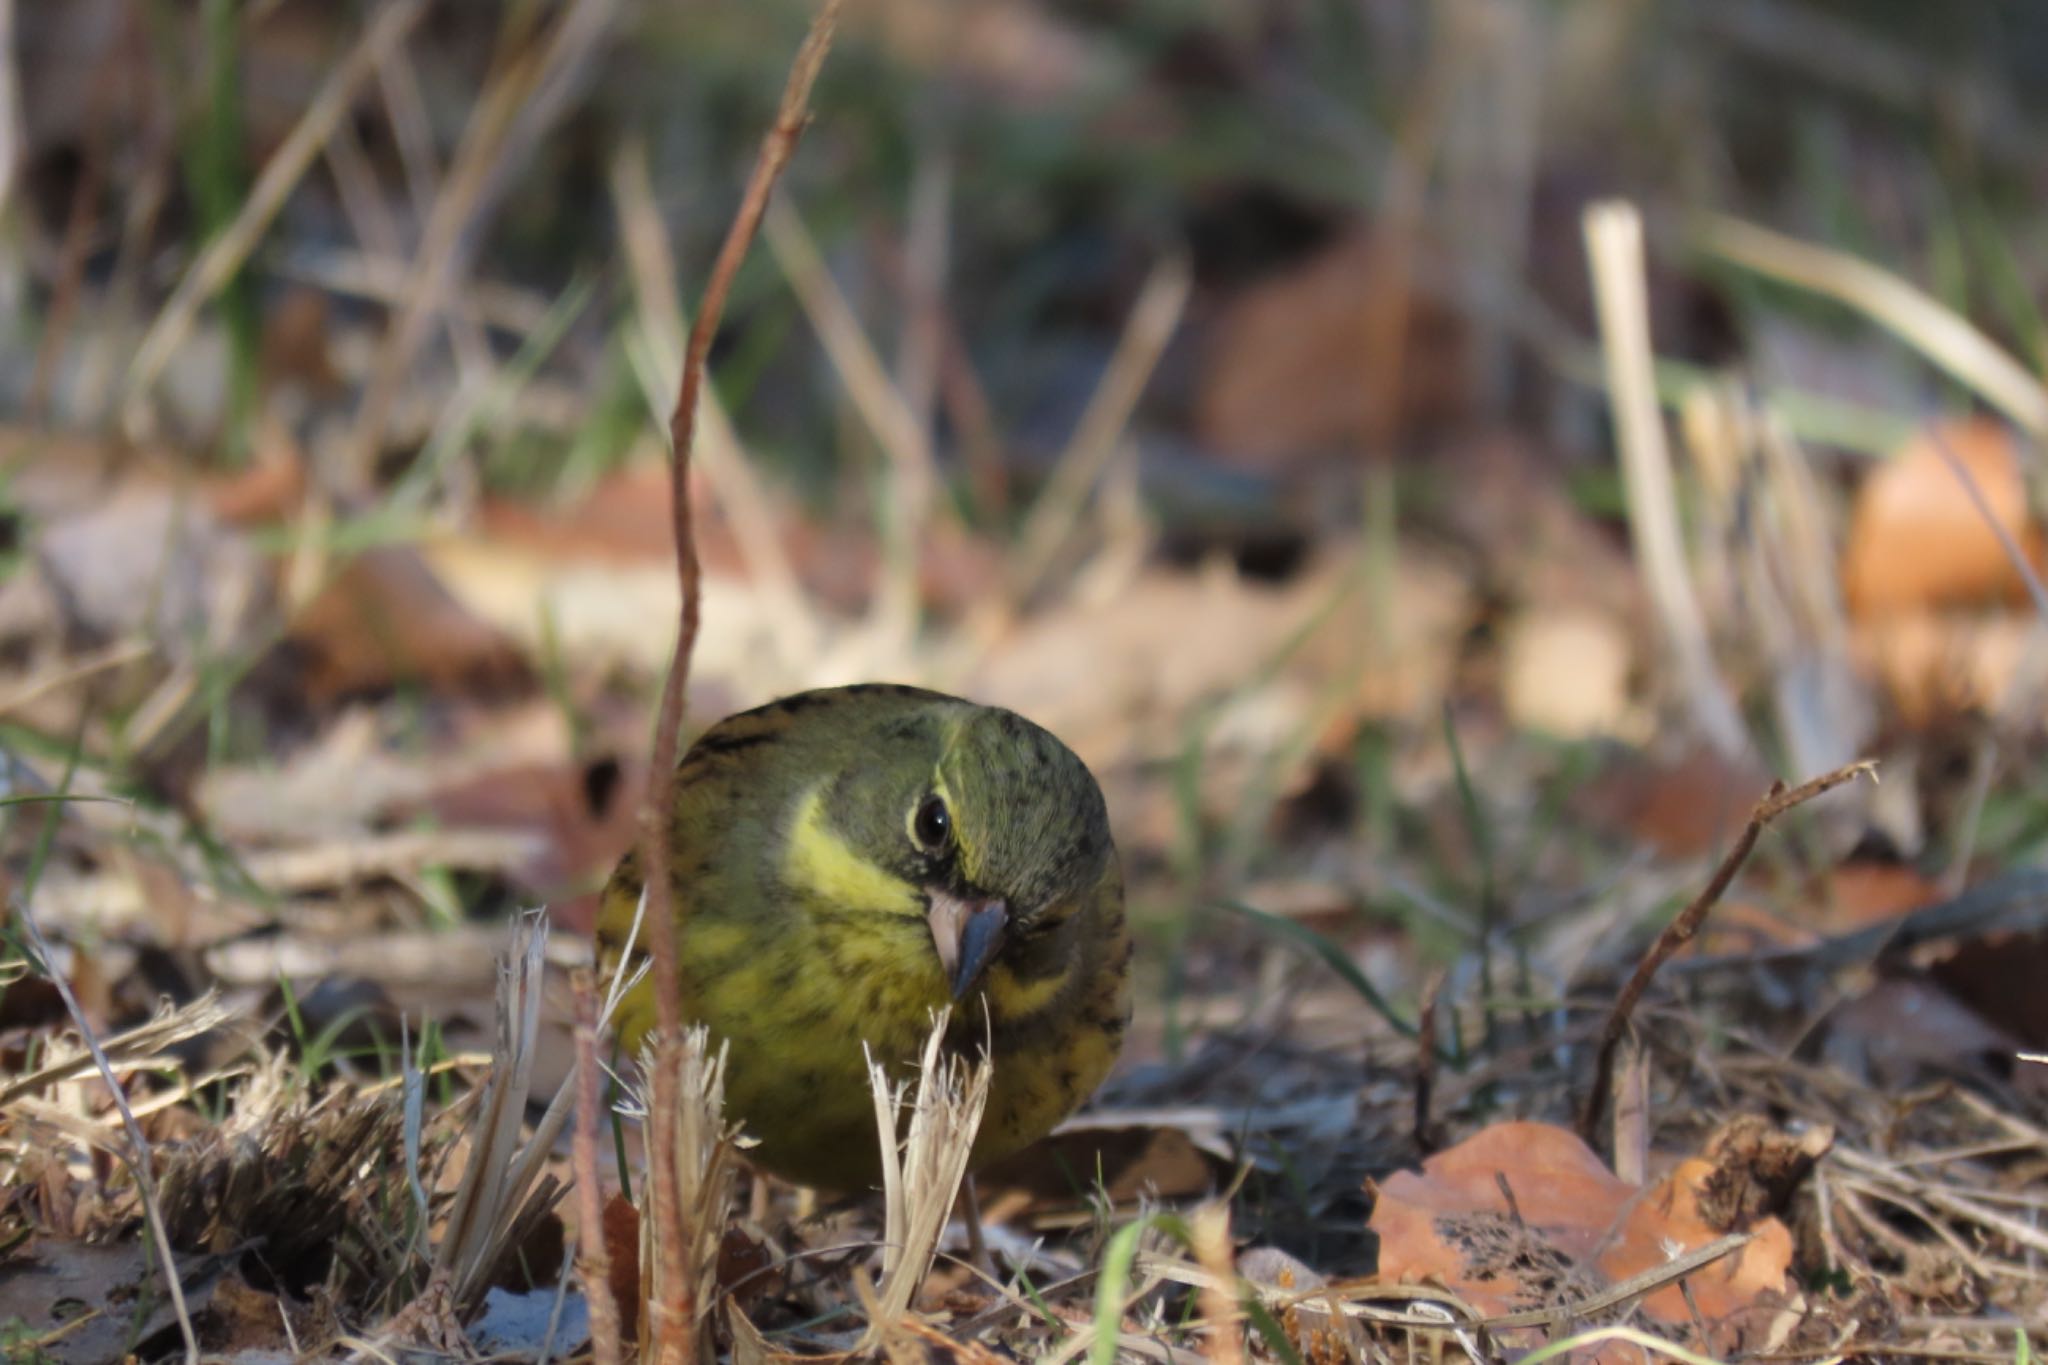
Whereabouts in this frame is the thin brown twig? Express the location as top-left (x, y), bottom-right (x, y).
top-left (638, 7), bottom-right (842, 1363)
top-left (643, 0), bottom-right (840, 1042)
top-left (1577, 758), bottom-right (1877, 1142)
top-left (572, 973), bottom-right (622, 1365)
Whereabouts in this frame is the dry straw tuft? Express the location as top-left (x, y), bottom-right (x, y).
top-left (419, 911), bottom-right (568, 1319)
top-left (631, 1026), bottom-right (745, 1358)
top-left (860, 1009), bottom-right (993, 1350)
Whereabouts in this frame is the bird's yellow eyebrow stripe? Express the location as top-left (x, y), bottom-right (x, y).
top-left (785, 783), bottom-right (920, 915)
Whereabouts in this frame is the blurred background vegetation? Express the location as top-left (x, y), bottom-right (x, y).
top-left (10, 1), bottom-right (2048, 1356)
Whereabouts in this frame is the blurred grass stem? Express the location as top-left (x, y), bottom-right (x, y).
top-left (1010, 254), bottom-right (1191, 603)
top-left (1698, 213), bottom-right (2048, 441)
top-left (764, 195), bottom-right (935, 644)
top-left (122, 0), bottom-right (428, 436)
top-left (10, 747), bottom-right (198, 1361)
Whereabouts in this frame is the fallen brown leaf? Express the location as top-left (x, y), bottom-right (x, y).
top-left (1843, 417), bottom-right (2043, 617)
top-left (1370, 1120), bottom-right (1793, 1350)
top-left (1195, 229), bottom-right (1470, 469)
top-left (285, 544), bottom-right (533, 701)
top-left (1574, 742), bottom-right (1773, 860)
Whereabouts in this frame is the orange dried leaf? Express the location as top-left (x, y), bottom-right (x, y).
top-left (1370, 1121), bottom-right (1792, 1349)
top-left (1843, 417), bottom-right (2045, 617)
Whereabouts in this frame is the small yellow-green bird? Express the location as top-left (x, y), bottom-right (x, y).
top-left (597, 683), bottom-right (1131, 1192)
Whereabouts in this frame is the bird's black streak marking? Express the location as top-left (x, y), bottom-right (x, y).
top-left (692, 730), bottom-right (776, 758)
top-left (839, 682), bottom-right (940, 700)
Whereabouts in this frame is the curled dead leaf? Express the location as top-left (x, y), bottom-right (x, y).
top-left (1369, 1121), bottom-right (1793, 1351)
top-left (1844, 418), bottom-right (2044, 617)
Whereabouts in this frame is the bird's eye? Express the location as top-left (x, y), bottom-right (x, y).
top-left (912, 795), bottom-right (951, 851)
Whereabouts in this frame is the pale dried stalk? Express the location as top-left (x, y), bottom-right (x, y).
top-left (860, 1010), bottom-right (993, 1349)
top-left (609, 140), bottom-right (818, 668)
top-left (1583, 201), bottom-right (1749, 758)
top-left (1189, 1202), bottom-right (1245, 1365)
top-left (572, 976), bottom-right (623, 1365)
top-left (433, 911), bottom-right (563, 1311)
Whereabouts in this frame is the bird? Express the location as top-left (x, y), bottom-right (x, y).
top-left (596, 682), bottom-right (1132, 1193)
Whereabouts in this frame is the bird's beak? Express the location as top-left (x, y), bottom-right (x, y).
top-left (927, 891), bottom-right (1009, 1000)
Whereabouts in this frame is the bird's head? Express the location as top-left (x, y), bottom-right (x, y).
top-left (813, 699), bottom-right (1116, 1004)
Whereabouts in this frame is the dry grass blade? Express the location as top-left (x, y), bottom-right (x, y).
top-left (1698, 212), bottom-right (2048, 440)
top-left (860, 1009), bottom-right (993, 1350)
top-left (573, 974), bottom-right (624, 1365)
top-left (12, 899), bottom-right (200, 1363)
top-left (120, 0), bottom-right (428, 431)
top-left (0, 989), bottom-right (234, 1108)
top-left (430, 910), bottom-right (563, 1314)
top-left (635, 1027), bottom-right (741, 1358)
top-left (1583, 200), bottom-right (1749, 758)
